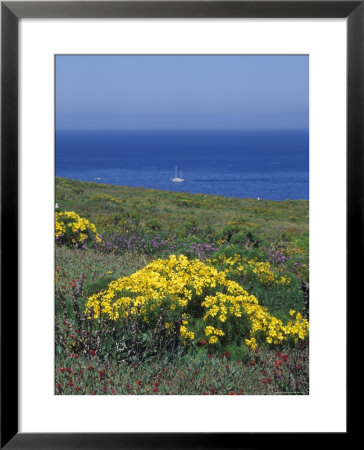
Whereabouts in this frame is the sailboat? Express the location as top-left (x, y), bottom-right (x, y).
top-left (172, 165), bottom-right (184, 183)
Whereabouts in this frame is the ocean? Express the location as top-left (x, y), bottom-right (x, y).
top-left (55, 129), bottom-right (309, 201)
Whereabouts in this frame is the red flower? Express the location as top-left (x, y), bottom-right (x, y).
top-left (99, 370), bottom-right (105, 378)
top-left (276, 369), bottom-right (281, 374)
top-left (210, 387), bottom-right (215, 394)
top-left (90, 350), bottom-right (95, 356)
top-left (126, 384), bottom-right (131, 390)
top-left (154, 382), bottom-right (159, 387)
top-left (67, 367), bottom-right (72, 374)
top-left (224, 352), bottom-right (230, 359)
top-left (208, 354), bottom-right (212, 359)
top-left (111, 390), bottom-right (116, 395)
top-left (153, 387), bottom-right (158, 393)
top-left (68, 379), bottom-right (74, 387)
top-left (60, 367), bottom-right (65, 373)
top-left (228, 391), bottom-right (234, 395)
top-left (282, 355), bottom-right (288, 361)
top-left (103, 386), bottom-right (107, 392)
top-left (266, 378), bottom-right (272, 384)
top-left (137, 380), bottom-right (142, 385)
top-left (225, 365), bottom-right (229, 370)
top-left (249, 361), bottom-right (255, 366)
top-left (238, 389), bottom-right (244, 395)
top-left (57, 383), bottom-right (62, 388)
top-left (275, 360), bottom-right (283, 367)
top-left (90, 392), bottom-right (96, 395)
top-left (200, 339), bottom-right (207, 346)
top-left (88, 365), bottom-right (94, 371)
top-left (262, 369), bottom-right (267, 374)
top-left (76, 386), bottom-right (82, 391)
top-left (297, 365), bottom-right (302, 371)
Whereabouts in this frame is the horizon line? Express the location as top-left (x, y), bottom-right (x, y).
top-left (56, 127), bottom-right (309, 132)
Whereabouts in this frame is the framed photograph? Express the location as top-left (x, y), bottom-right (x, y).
top-left (1, 1), bottom-right (355, 447)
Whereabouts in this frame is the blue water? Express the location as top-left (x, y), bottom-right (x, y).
top-left (56, 130), bottom-right (309, 200)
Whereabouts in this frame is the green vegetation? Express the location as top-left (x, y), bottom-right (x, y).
top-left (56, 177), bottom-right (309, 250)
top-left (55, 177), bottom-right (309, 395)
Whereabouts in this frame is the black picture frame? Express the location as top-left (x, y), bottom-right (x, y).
top-left (1, 1), bottom-right (356, 448)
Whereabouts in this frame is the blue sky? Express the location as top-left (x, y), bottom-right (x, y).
top-left (56, 55), bottom-right (308, 130)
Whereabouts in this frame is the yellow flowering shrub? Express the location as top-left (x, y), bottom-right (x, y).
top-left (208, 254), bottom-right (290, 286)
top-left (55, 211), bottom-right (102, 248)
top-left (85, 255), bottom-right (308, 349)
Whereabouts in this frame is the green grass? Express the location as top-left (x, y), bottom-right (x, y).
top-left (56, 177), bottom-right (309, 250)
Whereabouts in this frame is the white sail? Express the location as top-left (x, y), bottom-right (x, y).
top-left (172, 165), bottom-right (184, 182)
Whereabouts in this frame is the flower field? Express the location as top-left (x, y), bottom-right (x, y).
top-left (55, 177), bottom-right (309, 395)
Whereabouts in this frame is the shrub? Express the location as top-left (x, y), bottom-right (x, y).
top-left (208, 253), bottom-right (303, 315)
top-left (145, 219), bottom-right (163, 231)
top-left (215, 223), bottom-right (242, 243)
top-left (176, 218), bottom-right (199, 238)
top-left (55, 211), bottom-right (102, 249)
top-left (211, 244), bottom-right (266, 261)
top-left (230, 230), bottom-right (263, 248)
top-left (85, 255), bottom-right (309, 356)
